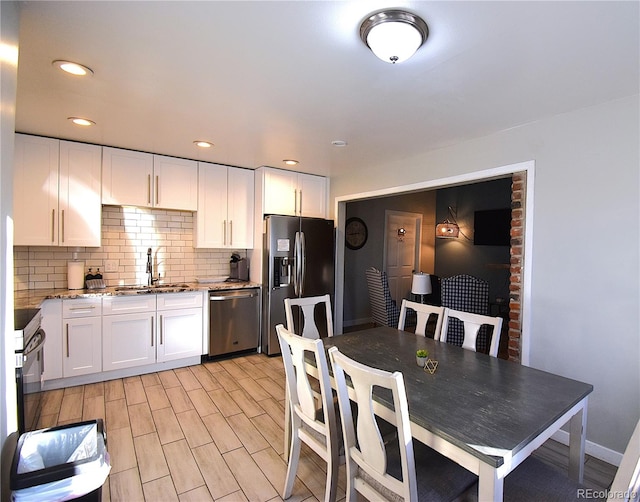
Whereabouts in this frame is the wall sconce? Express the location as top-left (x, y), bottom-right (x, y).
top-left (435, 221), bottom-right (460, 238)
top-left (411, 272), bottom-right (432, 303)
top-left (397, 227), bottom-right (406, 241)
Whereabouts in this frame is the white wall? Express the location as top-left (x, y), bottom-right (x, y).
top-left (1, 1), bottom-right (19, 449)
top-left (330, 95), bottom-right (640, 456)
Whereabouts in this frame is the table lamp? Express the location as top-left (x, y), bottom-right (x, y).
top-left (411, 272), bottom-right (432, 303)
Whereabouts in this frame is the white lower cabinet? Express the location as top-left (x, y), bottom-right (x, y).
top-left (102, 292), bottom-right (203, 370)
top-left (157, 308), bottom-right (203, 362)
top-left (62, 299), bottom-right (102, 377)
top-left (102, 296), bottom-right (156, 371)
top-left (156, 292), bottom-right (204, 362)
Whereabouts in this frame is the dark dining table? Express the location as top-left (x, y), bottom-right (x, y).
top-left (319, 326), bottom-right (593, 501)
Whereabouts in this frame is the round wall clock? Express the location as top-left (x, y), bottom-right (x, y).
top-left (345, 217), bottom-right (368, 250)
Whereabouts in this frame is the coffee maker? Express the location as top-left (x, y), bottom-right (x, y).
top-left (229, 254), bottom-right (249, 281)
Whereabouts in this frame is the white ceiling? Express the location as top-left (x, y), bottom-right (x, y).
top-left (15, 1), bottom-right (639, 178)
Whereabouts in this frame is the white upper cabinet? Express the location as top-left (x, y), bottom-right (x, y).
top-left (14, 134), bottom-right (102, 247)
top-left (195, 163), bottom-right (254, 249)
top-left (258, 167), bottom-right (327, 218)
top-left (153, 155), bottom-right (198, 211)
top-left (102, 147), bottom-right (197, 211)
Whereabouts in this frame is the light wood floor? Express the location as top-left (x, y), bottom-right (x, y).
top-left (36, 352), bottom-right (616, 501)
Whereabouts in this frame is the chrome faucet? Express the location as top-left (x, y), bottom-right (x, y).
top-left (146, 248), bottom-right (154, 286)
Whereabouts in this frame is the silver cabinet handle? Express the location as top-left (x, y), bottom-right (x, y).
top-left (61, 209), bottom-right (65, 243)
top-left (159, 315), bottom-right (163, 345)
top-left (223, 220), bottom-right (227, 246)
top-left (52, 209), bottom-right (56, 243)
top-left (298, 190), bottom-right (303, 215)
top-left (151, 316), bottom-right (154, 346)
top-left (69, 306), bottom-right (96, 311)
top-left (66, 323), bottom-right (70, 357)
top-left (155, 175), bottom-right (159, 205)
top-left (147, 174), bottom-right (151, 204)
top-left (294, 190), bottom-right (298, 215)
top-left (229, 220), bottom-right (233, 246)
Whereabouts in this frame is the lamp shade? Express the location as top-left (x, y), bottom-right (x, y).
top-left (436, 222), bottom-right (460, 238)
top-left (411, 273), bottom-right (432, 295)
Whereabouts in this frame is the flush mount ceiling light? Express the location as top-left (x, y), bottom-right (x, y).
top-left (331, 140), bottom-right (348, 147)
top-left (283, 159), bottom-right (299, 166)
top-left (193, 140), bottom-right (214, 148)
top-left (68, 117), bottom-right (95, 127)
top-left (360, 10), bottom-right (428, 64)
top-left (53, 60), bottom-right (93, 76)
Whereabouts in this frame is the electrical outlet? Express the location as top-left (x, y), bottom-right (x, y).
top-left (104, 260), bottom-right (118, 273)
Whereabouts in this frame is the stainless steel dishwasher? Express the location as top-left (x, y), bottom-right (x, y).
top-left (208, 288), bottom-right (260, 357)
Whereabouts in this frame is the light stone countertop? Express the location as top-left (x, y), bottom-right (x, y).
top-left (15, 281), bottom-right (261, 309)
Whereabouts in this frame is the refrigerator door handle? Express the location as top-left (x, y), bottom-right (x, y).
top-left (300, 231), bottom-right (306, 296)
top-left (293, 231), bottom-right (300, 296)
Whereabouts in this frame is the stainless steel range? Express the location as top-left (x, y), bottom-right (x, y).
top-left (14, 308), bottom-right (46, 434)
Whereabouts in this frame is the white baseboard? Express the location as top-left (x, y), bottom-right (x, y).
top-left (551, 429), bottom-right (623, 467)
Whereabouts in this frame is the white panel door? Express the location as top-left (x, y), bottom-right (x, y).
top-left (153, 155), bottom-right (198, 211)
top-left (59, 141), bottom-right (102, 247)
top-left (14, 134), bottom-right (59, 245)
top-left (157, 308), bottom-right (203, 362)
top-left (195, 162), bottom-right (228, 248)
top-left (102, 147), bottom-right (153, 207)
top-left (298, 173), bottom-right (327, 218)
top-left (63, 316), bottom-right (102, 377)
top-left (227, 167), bottom-right (254, 248)
top-left (263, 168), bottom-right (298, 216)
top-left (102, 312), bottom-right (156, 371)
top-left (384, 211), bottom-right (422, 304)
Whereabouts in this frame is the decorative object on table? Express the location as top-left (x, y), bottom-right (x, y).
top-left (424, 358), bottom-right (439, 374)
top-left (416, 349), bottom-right (428, 367)
top-left (411, 272), bottom-right (432, 303)
top-left (345, 217), bottom-right (368, 250)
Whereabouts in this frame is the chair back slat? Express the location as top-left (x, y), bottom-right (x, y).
top-left (441, 307), bottom-right (503, 357)
top-left (398, 299), bottom-right (444, 339)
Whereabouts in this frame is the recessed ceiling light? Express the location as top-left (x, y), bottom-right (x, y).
top-left (283, 159), bottom-right (299, 166)
top-left (53, 60), bottom-right (94, 76)
top-left (68, 117), bottom-right (95, 126)
top-left (193, 141), bottom-right (214, 148)
top-left (331, 140), bottom-right (348, 147)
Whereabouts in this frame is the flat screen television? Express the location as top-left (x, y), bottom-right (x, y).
top-left (473, 208), bottom-right (511, 246)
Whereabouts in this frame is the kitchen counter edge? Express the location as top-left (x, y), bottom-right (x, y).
top-left (15, 282), bottom-right (261, 309)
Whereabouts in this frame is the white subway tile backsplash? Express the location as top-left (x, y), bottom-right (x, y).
top-left (14, 206), bottom-right (247, 290)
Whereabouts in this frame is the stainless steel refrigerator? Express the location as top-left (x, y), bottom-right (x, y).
top-left (262, 215), bottom-right (334, 355)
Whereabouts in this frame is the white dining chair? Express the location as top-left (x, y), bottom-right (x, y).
top-left (284, 294), bottom-right (333, 339)
top-left (440, 307), bottom-right (503, 357)
top-left (398, 299), bottom-right (444, 338)
top-left (327, 346), bottom-right (477, 502)
top-left (276, 324), bottom-right (342, 502)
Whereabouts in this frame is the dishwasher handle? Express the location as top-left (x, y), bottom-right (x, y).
top-left (209, 292), bottom-right (258, 301)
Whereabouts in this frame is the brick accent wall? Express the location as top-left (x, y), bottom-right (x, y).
top-left (508, 172), bottom-right (526, 362)
top-left (14, 206), bottom-right (246, 290)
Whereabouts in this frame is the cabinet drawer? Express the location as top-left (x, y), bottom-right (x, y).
top-left (62, 298), bottom-right (102, 318)
top-left (157, 292), bottom-right (204, 310)
top-left (103, 295), bottom-right (156, 315)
